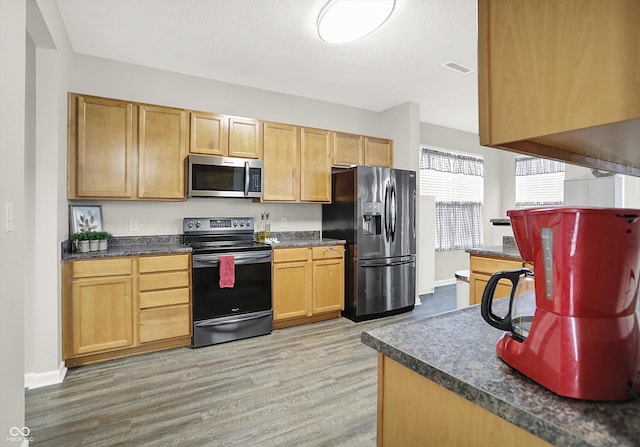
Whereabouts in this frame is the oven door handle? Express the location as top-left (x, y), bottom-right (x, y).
top-left (193, 251), bottom-right (272, 267)
top-left (195, 311), bottom-right (271, 328)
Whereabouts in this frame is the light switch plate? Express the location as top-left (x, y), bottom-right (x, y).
top-left (5, 202), bottom-right (13, 232)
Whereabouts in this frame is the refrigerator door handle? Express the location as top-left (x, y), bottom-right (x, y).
top-left (390, 182), bottom-right (397, 241)
top-left (384, 182), bottom-right (391, 241)
top-left (361, 258), bottom-right (415, 268)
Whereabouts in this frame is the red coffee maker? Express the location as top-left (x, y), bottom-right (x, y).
top-left (481, 207), bottom-right (640, 400)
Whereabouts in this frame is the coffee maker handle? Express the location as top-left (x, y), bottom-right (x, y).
top-left (480, 269), bottom-right (530, 331)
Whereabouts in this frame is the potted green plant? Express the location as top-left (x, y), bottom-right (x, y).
top-left (87, 231), bottom-right (100, 252)
top-left (97, 231), bottom-right (112, 251)
top-left (72, 232), bottom-right (90, 253)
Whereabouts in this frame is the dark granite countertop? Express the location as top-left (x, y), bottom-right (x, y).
top-left (467, 244), bottom-right (523, 260)
top-left (361, 304), bottom-right (640, 447)
top-left (61, 232), bottom-right (345, 260)
top-left (268, 237), bottom-right (346, 248)
top-left (62, 235), bottom-right (191, 260)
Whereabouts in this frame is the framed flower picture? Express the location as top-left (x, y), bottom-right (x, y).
top-left (69, 205), bottom-right (103, 234)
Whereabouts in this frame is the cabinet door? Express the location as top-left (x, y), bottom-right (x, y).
top-left (228, 117), bottom-right (262, 159)
top-left (312, 258), bottom-right (345, 314)
top-left (189, 111), bottom-right (227, 156)
top-left (364, 137), bottom-right (393, 167)
top-left (70, 94), bottom-right (134, 198)
top-left (469, 256), bottom-right (524, 305)
top-left (70, 276), bottom-right (133, 355)
top-left (138, 105), bottom-right (187, 199)
top-left (300, 127), bottom-right (332, 202)
top-left (333, 132), bottom-right (363, 167)
top-left (273, 260), bottom-right (311, 321)
top-left (262, 122), bottom-right (299, 201)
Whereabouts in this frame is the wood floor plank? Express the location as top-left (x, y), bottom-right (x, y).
top-left (25, 295), bottom-right (454, 446)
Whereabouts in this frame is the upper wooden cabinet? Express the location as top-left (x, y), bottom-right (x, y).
top-left (300, 127), bottom-right (332, 202)
top-left (262, 121), bottom-right (299, 202)
top-left (69, 95), bottom-right (134, 198)
top-left (478, 0), bottom-right (640, 176)
top-left (333, 132), bottom-right (364, 167)
top-left (262, 122), bottom-right (332, 203)
top-left (364, 136), bottom-right (393, 168)
top-left (68, 93), bottom-right (188, 200)
top-left (138, 105), bottom-right (187, 200)
top-left (332, 132), bottom-right (393, 168)
top-left (189, 111), bottom-right (227, 156)
top-left (189, 112), bottom-right (262, 159)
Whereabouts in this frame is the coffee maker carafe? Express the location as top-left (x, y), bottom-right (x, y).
top-left (481, 268), bottom-right (535, 341)
top-left (481, 207), bottom-right (640, 401)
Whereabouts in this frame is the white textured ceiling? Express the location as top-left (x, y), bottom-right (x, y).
top-left (56, 0), bottom-right (478, 133)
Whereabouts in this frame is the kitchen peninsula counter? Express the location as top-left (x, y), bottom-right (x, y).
top-left (467, 244), bottom-right (523, 260)
top-left (362, 304), bottom-right (640, 446)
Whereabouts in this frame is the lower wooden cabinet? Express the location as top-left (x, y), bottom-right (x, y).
top-left (272, 245), bottom-right (345, 329)
top-left (67, 258), bottom-right (134, 356)
top-left (469, 254), bottom-right (526, 305)
top-left (62, 253), bottom-right (192, 367)
top-left (138, 254), bottom-right (191, 344)
top-left (377, 355), bottom-right (552, 446)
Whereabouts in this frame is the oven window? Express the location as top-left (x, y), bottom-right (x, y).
top-left (192, 260), bottom-right (272, 321)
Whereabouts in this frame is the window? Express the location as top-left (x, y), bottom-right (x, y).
top-left (515, 156), bottom-right (565, 208)
top-left (420, 147), bottom-right (484, 251)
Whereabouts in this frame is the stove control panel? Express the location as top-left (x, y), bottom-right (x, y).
top-left (183, 217), bottom-right (254, 234)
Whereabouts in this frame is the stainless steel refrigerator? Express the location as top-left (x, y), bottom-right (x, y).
top-left (322, 166), bottom-right (416, 321)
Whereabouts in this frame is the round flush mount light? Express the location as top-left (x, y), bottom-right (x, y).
top-left (317, 0), bottom-right (396, 44)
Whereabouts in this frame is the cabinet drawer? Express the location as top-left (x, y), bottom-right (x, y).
top-left (470, 256), bottom-right (523, 275)
top-left (139, 254), bottom-right (190, 273)
top-left (139, 304), bottom-right (190, 343)
top-left (139, 271), bottom-right (190, 291)
top-left (273, 247), bottom-right (310, 263)
top-left (72, 258), bottom-right (133, 278)
top-left (140, 287), bottom-right (190, 309)
top-left (312, 245), bottom-right (344, 260)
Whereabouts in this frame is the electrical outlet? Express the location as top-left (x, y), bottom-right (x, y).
top-left (129, 219), bottom-right (139, 232)
top-left (281, 218), bottom-right (287, 228)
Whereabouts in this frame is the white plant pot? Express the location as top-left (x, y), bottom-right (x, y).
top-left (89, 240), bottom-right (99, 252)
top-left (99, 239), bottom-right (108, 251)
top-left (79, 240), bottom-right (90, 253)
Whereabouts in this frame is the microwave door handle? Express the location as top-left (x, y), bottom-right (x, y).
top-left (244, 161), bottom-right (250, 197)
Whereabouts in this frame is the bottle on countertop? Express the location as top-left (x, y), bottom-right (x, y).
top-left (265, 212), bottom-right (271, 240)
top-left (257, 212), bottom-right (265, 241)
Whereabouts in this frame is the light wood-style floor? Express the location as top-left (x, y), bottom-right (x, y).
top-left (26, 287), bottom-right (456, 447)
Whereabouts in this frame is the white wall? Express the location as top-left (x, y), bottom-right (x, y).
top-left (419, 122), bottom-right (517, 284)
top-left (1, 1), bottom-right (27, 443)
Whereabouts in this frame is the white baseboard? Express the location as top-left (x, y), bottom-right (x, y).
top-left (24, 361), bottom-right (67, 389)
top-left (434, 278), bottom-right (456, 288)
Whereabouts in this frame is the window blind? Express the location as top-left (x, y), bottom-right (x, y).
top-left (420, 147), bottom-right (484, 251)
top-left (515, 156), bottom-right (565, 208)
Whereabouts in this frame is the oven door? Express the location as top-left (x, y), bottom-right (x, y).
top-left (192, 250), bottom-right (272, 321)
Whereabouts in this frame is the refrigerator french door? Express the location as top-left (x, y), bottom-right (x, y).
top-left (323, 166), bottom-right (416, 321)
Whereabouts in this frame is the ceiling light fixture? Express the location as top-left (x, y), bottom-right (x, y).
top-left (317, 0), bottom-right (396, 44)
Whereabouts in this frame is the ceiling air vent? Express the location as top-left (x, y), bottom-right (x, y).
top-left (442, 61), bottom-right (473, 75)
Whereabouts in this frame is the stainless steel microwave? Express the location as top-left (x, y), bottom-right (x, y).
top-left (187, 155), bottom-right (263, 198)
